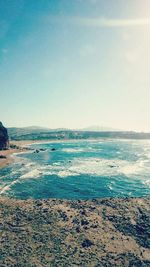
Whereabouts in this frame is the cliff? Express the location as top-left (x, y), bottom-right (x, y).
top-left (0, 122), bottom-right (9, 150)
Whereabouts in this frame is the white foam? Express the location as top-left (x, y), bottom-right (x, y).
top-left (142, 180), bottom-right (150, 188)
top-left (20, 169), bottom-right (42, 179)
top-left (7, 140), bottom-right (150, 181)
top-left (18, 155), bottom-right (150, 179)
top-left (119, 164), bottom-right (141, 175)
top-left (7, 154), bottom-right (150, 182)
top-left (57, 170), bottom-right (78, 178)
top-left (33, 158), bottom-right (125, 178)
top-left (62, 148), bottom-right (85, 153)
top-left (54, 157), bottom-right (150, 178)
top-left (68, 158), bottom-right (118, 176)
top-left (0, 179), bottom-right (19, 194)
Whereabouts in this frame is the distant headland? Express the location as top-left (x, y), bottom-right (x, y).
top-left (8, 125), bottom-right (150, 141)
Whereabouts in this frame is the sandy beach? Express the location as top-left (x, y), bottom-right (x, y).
top-left (0, 148), bottom-right (23, 169)
top-left (0, 140), bottom-right (36, 169)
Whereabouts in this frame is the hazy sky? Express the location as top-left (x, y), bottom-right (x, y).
top-left (0, 0), bottom-right (150, 131)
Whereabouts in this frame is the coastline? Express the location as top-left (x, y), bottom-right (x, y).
top-left (0, 139), bottom-right (100, 169)
top-left (0, 140), bottom-right (38, 169)
top-left (0, 139), bottom-right (101, 169)
top-left (0, 140), bottom-right (150, 266)
top-left (0, 196), bottom-right (150, 266)
top-left (0, 148), bottom-right (24, 169)
top-left (1, 138), bottom-right (150, 169)
top-left (0, 138), bottom-right (111, 169)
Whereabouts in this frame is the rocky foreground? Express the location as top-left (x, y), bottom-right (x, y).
top-left (0, 197), bottom-right (150, 267)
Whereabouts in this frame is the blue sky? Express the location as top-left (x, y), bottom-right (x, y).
top-left (0, 0), bottom-right (150, 131)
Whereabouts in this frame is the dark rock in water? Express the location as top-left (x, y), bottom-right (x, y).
top-left (39, 148), bottom-right (46, 152)
top-left (34, 149), bottom-right (40, 153)
top-left (109, 165), bottom-right (117, 168)
top-left (0, 155), bottom-right (7, 159)
top-left (10, 144), bottom-right (20, 149)
top-left (51, 148), bottom-right (56, 151)
top-left (0, 122), bottom-right (9, 150)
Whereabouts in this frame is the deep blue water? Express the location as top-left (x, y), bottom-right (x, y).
top-left (0, 139), bottom-right (150, 199)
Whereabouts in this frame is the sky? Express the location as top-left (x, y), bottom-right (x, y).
top-left (0, 0), bottom-right (150, 132)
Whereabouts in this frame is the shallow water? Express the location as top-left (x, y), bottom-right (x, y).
top-left (0, 139), bottom-right (150, 199)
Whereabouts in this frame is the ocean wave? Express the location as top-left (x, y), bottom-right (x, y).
top-left (57, 170), bottom-right (79, 178)
top-left (0, 179), bottom-right (20, 195)
top-left (20, 169), bottom-right (42, 179)
top-left (142, 179), bottom-right (150, 188)
top-left (1, 139), bottom-right (150, 199)
top-left (62, 148), bottom-right (86, 153)
top-left (18, 155), bottom-right (150, 179)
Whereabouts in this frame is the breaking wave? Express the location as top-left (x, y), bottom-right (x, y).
top-left (0, 139), bottom-right (150, 198)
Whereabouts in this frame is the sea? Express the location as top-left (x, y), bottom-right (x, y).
top-left (0, 139), bottom-right (150, 199)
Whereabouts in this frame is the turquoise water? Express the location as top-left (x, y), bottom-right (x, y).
top-left (0, 139), bottom-right (150, 199)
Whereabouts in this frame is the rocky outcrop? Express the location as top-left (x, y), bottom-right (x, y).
top-left (0, 122), bottom-right (9, 150)
top-left (0, 198), bottom-right (149, 266)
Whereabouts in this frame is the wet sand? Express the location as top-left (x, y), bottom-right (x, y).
top-left (0, 141), bottom-right (35, 169)
top-left (0, 197), bottom-right (150, 266)
top-left (0, 149), bottom-right (23, 169)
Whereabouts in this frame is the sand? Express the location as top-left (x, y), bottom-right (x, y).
top-left (0, 149), bottom-right (22, 169)
top-left (0, 141), bottom-right (35, 169)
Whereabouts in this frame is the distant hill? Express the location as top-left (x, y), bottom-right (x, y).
top-left (8, 126), bottom-right (50, 135)
top-left (80, 125), bottom-right (122, 132)
top-left (8, 126), bottom-right (150, 141)
top-left (8, 126), bottom-right (69, 136)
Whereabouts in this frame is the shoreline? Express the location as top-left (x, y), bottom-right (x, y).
top-left (0, 139), bottom-right (105, 169)
top-left (0, 140), bottom-right (40, 169)
top-left (0, 148), bottom-right (25, 169)
top-left (1, 140), bottom-right (150, 265)
top-left (1, 138), bottom-right (150, 169)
